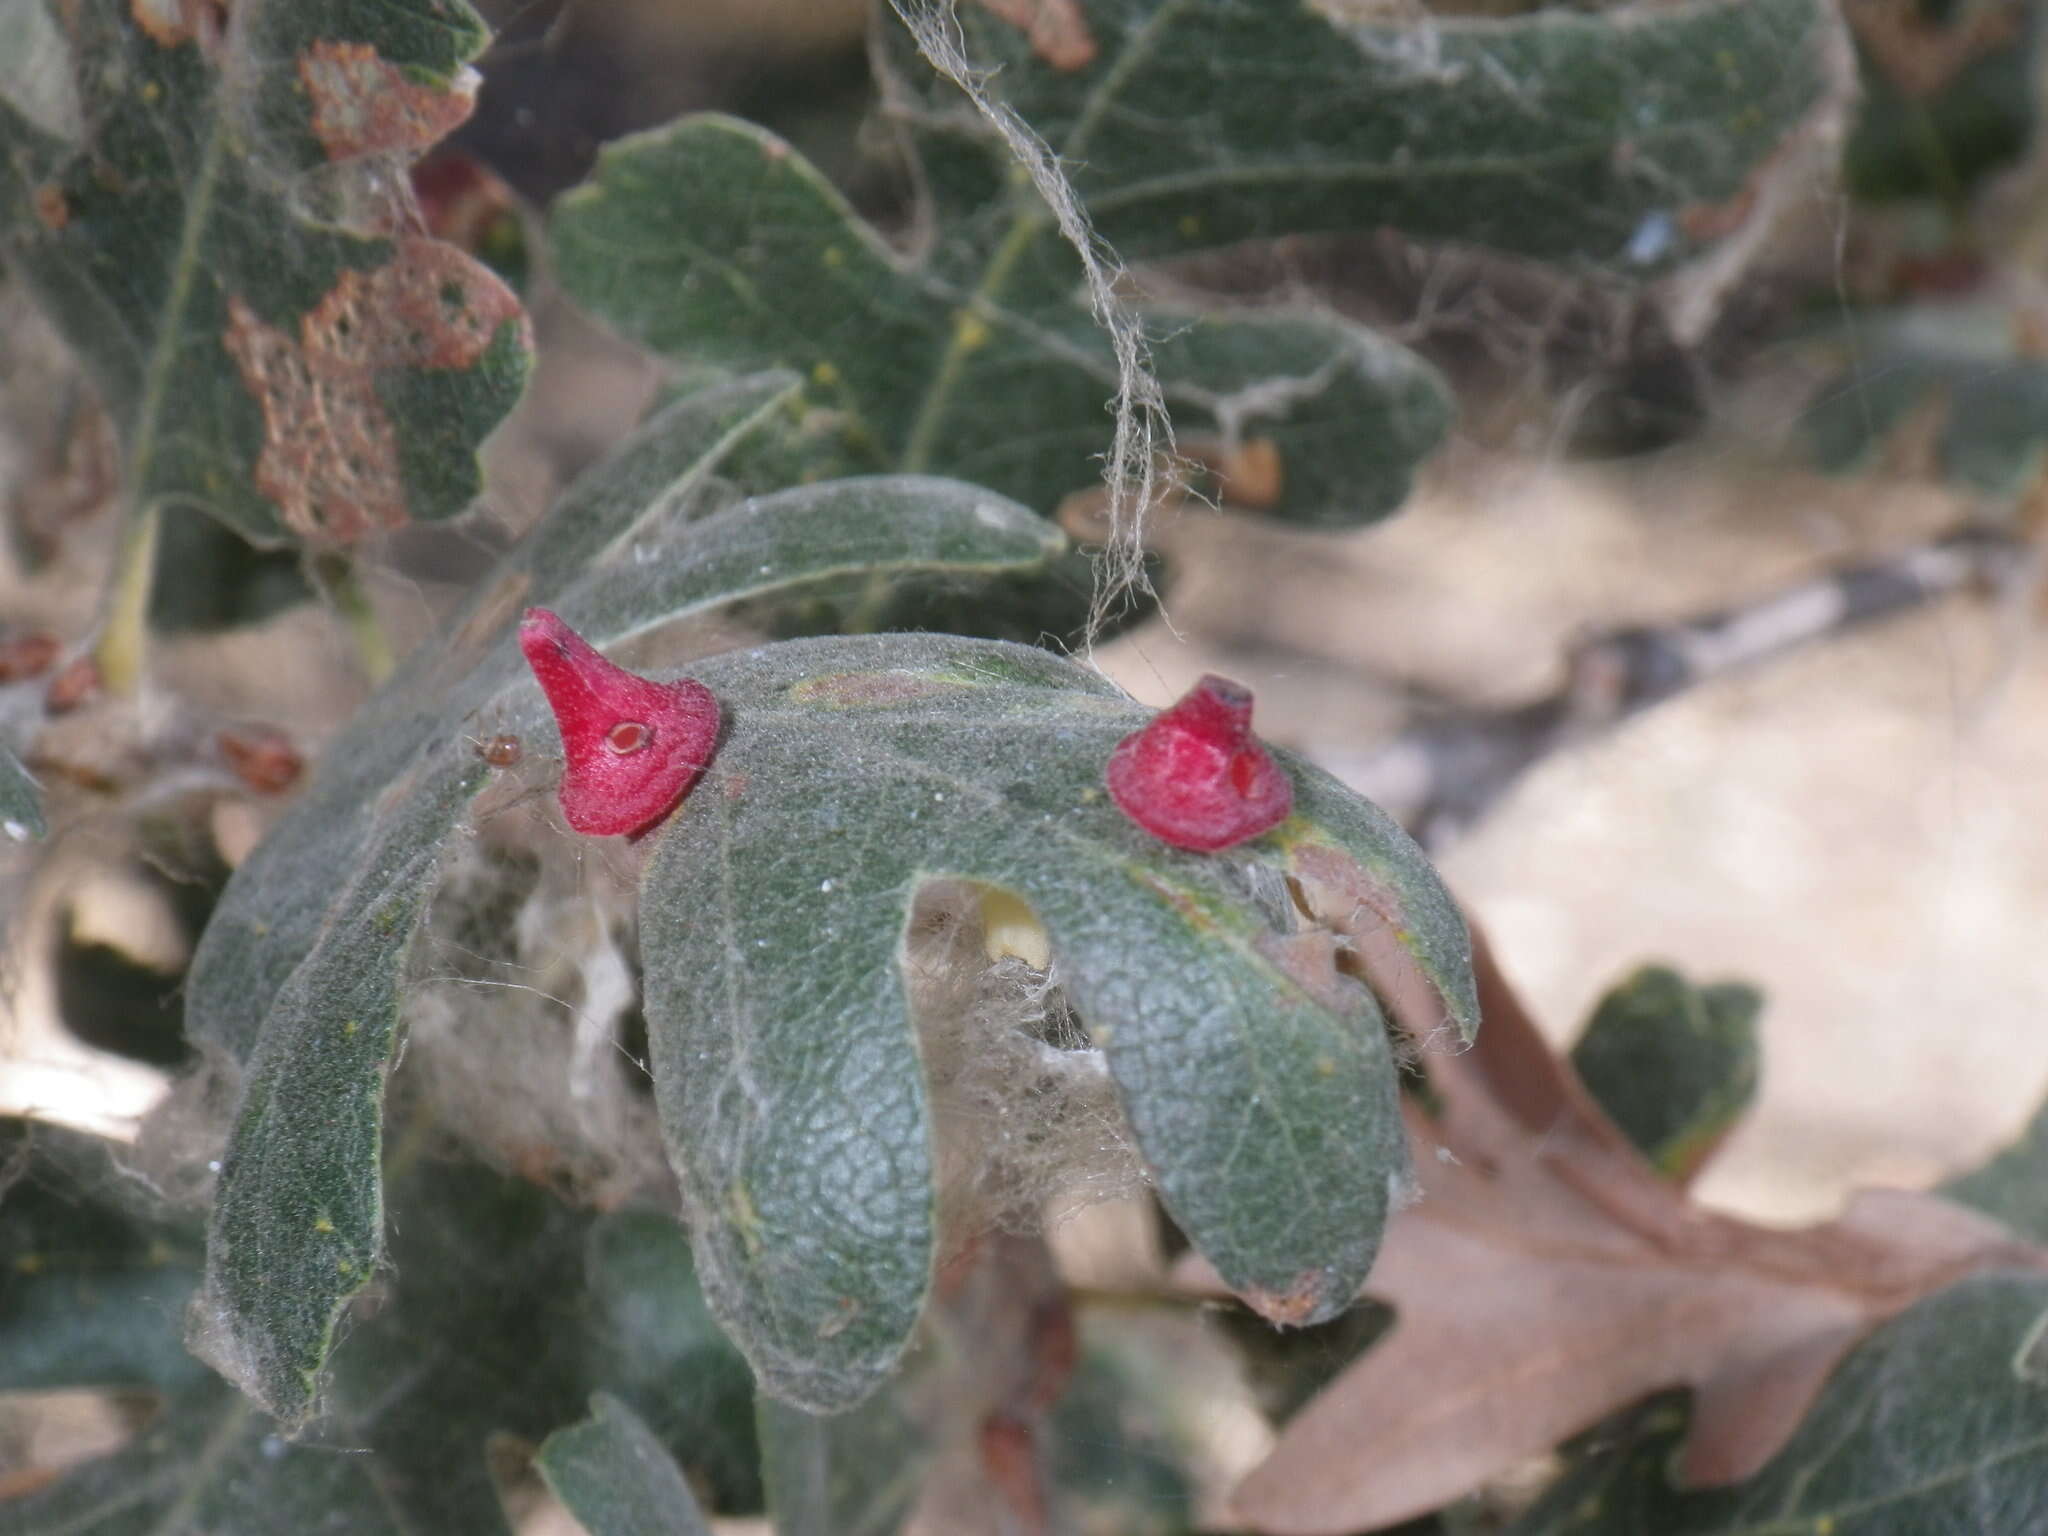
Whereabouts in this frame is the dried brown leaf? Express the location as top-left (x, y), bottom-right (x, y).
top-left (1213, 924), bottom-right (2048, 1534)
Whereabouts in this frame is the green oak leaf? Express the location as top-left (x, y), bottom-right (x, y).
top-left (1506, 1273), bottom-right (2048, 1536)
top-left (639, 632), bottom-right (1475, 1409)
top-left (185, 378), bottom-right (1070, 1426)
top-left (538, 1395), bottom-right (715, 1536)
top-left (0, 0), bottom-right (528, 550)
top-left (551, 0), bottom-right (1841, 531)
top-left (1570, 964), bottom-right (1762, 1182)
top-left (880, 0), bottom-right (1839, 271)
top-left (550, 133), bottom-right (1448, 533)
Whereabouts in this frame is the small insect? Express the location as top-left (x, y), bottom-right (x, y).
top-left (516, 608), bottom-right (720, 838)
top-left (1104, 674), bottom-right (1292, 852)
top-left (477, 732), bottom-right (522, 767)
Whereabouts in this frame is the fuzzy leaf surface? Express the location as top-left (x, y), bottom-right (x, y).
top-left (0, 0), bottom-right (527, 548)
top-left (553, 0), bottom-right (1840, 528)
top-left (550, 122), bottom-right (1450, 530)
top-left (879, 0), bottom-right (1840, 269)
top-left (638, 632), bottom-right (1475, 1409)
top-left (185, 388), bottom-right (1068, 1425)
top-left (538, 1395), bottom-right (715, 1536)
top-left (1506, 1273), bottom-right (2048, 1536)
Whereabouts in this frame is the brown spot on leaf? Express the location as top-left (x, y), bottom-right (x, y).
top-left (222, 237), bottom-right (525, 543)
top-left (31, 184), bottom-right (69, 231)
top-left (1240, 1271), bottom-right (1337, 1327)
top-left (789, 669), bottom-right (969, 708)
top-left (1128, 868), bottom-right (1216, 933)
top-left (1258, 928), bottom-right (1353, 1012)
top-left (815, 1296), bottom-right (860, 1339)
top-left (299, 40), bottom-right (477, 162)
top-left (1288, 844), bottom-right (1457, 1046)
top-left (971, 0), bottom-right (1097, 69)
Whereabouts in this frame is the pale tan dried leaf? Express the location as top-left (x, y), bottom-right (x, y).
top-left (1218, 924), bottom-right (2048, 1535)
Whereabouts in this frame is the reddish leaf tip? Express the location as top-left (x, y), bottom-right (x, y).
top-left (1105, 674), bottom-right (1293, 852)
top-left (516, 607), bottom-right (720, 838)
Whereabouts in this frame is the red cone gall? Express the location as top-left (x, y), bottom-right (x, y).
top-left (1105, 675), bottom-right (1293, 852)
top-left (517, 608), bottom-right (720, 838)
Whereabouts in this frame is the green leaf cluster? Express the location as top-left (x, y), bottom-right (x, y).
top-left (552, 0), bottom-right (1840, 533)
top-left (0, 1119), bottom-right (754, 1534)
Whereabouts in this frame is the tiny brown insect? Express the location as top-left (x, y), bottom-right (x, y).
top-left (479, 733), bottom-right (522, 767)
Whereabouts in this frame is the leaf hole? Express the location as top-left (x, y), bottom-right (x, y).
top-left (907, 881), bottom-right (1148, 1243)
top-left (605, 721), bottom-right (651, 755)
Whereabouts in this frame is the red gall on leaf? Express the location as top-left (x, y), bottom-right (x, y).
top-left (1105, 675), bottom-right (1293, 852)
top-left (516, 608), bottom-right (720, 839)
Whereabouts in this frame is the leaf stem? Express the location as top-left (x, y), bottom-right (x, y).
top-left (899, 208), bottom-right (1047, 473)
top-left (95, 499), bottom-right (160, 694)
top-left (312, 552), bottom-right (395, 686)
